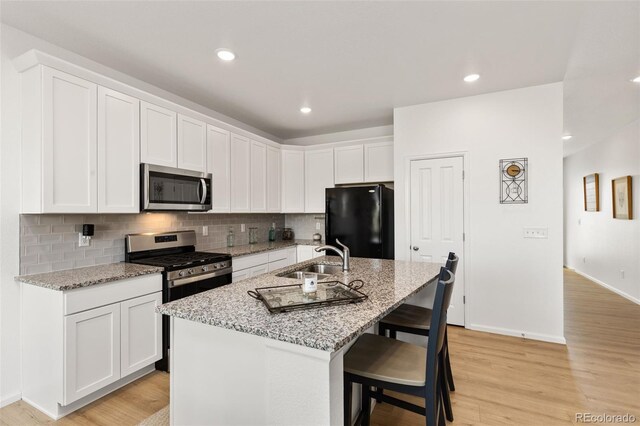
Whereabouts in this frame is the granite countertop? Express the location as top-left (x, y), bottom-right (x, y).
top-left (15, 263), bottom-right (164, 291)
top-left (157, 256), bottom-right (441, 352)
top-left (208, 239), bottom-right (323, 258)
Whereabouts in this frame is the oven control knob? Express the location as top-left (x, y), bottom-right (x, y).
top-left (179, 271), bottom-right (185, 277)
top-left (188, 268), bottom-right (194, 275)
top-left (213, 264), bottom-right (219, 269)
top-left (202, 266), bottom-right (208, 272)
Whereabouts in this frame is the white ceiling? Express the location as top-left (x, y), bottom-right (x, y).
top-left (1, 1), bottom-right (638, 153)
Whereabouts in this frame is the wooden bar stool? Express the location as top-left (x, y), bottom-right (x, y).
top-left (378, 253), bottom-right (459, 421)
top-left (343, 267), bottom-right (456, 426)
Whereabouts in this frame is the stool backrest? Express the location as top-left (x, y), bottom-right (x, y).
top-left (425, 267), bottom-right (455, 396)
top-left (446, 252), bottom-right (459, 274)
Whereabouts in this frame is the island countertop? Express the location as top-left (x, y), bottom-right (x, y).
top-left (157, 256), bottom-right (441, 352)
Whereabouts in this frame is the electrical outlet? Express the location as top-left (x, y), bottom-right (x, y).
top-left (316, 222), bottom-right (321, 230)
top-left (241, 224), bottom-right (245, 232)
top-left (202, 226), bottom-right (208, 236)
top-left (578, 218), bottom-right (581, 225)
top-left (78, 233), bottom-right (91, 247)
top-left (621, 270), bottom-right (625, 279)
top-left (523, 227), bottom-right (548, 239)
top-left (583, 257), bottom-right (586, 263)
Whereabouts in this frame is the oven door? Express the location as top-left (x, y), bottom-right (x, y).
top-left (166, 267), bottom-right (232, 300)
top-left (142, 163), bottom-right (212, 211)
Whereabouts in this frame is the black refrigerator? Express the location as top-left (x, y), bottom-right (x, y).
top-left (325, 185), bottom-right (394, 259)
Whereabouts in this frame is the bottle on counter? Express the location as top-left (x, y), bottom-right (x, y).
top-left (249, 227), bottom-right (258, 244)
top-left (227, 226), bottom-right (235, 247)
top-left (268, 223), bottom-right (276, 242)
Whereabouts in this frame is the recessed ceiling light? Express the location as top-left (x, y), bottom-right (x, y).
top-left (216, 49), bottom-right (236, 61)
top-left (632, 76), bottom-right (640, 83)
top-left (562, 135), bottom-right (573, 140)
top-left (300, 107), bottom-right (312, 114)
top-left (463, 74), bottom-right (480, 82)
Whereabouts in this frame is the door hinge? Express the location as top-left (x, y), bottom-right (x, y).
top-left (462, 170), bottom-right (465, 180)
top-left (463, 296), bottom-right (466, 304)
top-left (462, 232), bottom-right (465, 242)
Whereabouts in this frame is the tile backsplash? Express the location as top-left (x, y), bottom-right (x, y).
top-left (285, 214), bottom-right (326, 241)
top-left (20, 213), bottom-right (284, 275)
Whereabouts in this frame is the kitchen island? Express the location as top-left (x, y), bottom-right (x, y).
top-left (157, 256), bottom-right (441, 425)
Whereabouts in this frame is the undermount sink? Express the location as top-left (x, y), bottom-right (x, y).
top-left (277, 264), bottom-right (344, 279)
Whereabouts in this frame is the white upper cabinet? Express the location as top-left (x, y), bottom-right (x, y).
top-left (266, 145), bottom-right (281, 213)
top-left (281, 150), bottom-right (305, 213)
top-left (250, 141), bottom-right (267, 212)
top-left (230, 134), bottom-right (251, 212)
top-left (305, 148), bottom-right (334, 213)
top-left (140, 101), bottom-right (177, 168)
top-left (21, 66), bottom-right (98, 213)
top-left (364, 141), bottom-right (394, 182)
top-left (206, 125), bottom-right (231, 213)
top-left (177, 114), bottom-right (206, 172)
top-left (97, 87), bottom-right (140, 213)
top-left (334, 145), bottom-right (364, 184)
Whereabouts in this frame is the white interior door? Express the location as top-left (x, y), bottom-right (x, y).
top-left (410, 157), bottom-right (465, 325)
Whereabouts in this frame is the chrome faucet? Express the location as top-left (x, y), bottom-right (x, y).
top-left (315, 239), bottom-right (350, 272)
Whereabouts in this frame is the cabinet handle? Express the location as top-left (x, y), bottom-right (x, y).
top-left (412, 246), bottom-right (419, 251)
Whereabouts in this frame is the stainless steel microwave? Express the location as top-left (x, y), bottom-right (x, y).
top-left (141, 164), bottom-right (212, 212)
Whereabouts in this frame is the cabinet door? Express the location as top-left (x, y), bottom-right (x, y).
top-left (296, 245), bottom-right (314, 263)
top-left (281, 150), bottom-right (305, 213)
top-left (206, 125), bottom-right (231, 213)
top-left (268, 258), bottom-right (289, 272)
top-left (250, 264), bottom-right (269, 278)
top-left (230, 134), bottom-right (251, 212)
top-left (250, 141), bottom-right (267, 212)
top-left (334, 145), bottom-right (364, 184)
top-left (97, 87), bottom-right (140, 213)
top-left (42, 67), bottom-right (97, 213)
top-left (177, 114), bottom-right (206, 172)
top-left (305, 149), bottom-right (334, 213)
top-left (364, 141), bottom-right (394, 182)
top-left (121, 292), bottom-right (162, 377)
top-left (286, 247), bottom-right (297, 266)
top-left (64, 303), bottom-right (121, 405)
top-left (140, 101), bottom-right (177, 167)
top-left (266, 146), bottom-right (281, 212)
top-left (232, 269), bottom-right (251, 283)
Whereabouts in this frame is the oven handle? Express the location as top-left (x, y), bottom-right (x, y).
top-left (168, 267), bottom-right (233, 288)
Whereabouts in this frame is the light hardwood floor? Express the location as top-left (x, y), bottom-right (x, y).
top-left (1, 269), bottom-right (638, 425)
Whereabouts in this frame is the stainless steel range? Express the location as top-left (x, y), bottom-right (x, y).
top-left (125, 230), bottom-right (232, 371)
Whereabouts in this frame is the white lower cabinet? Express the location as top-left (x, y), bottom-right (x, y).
top-left (296, 245), bottom-right (324, 262)
top-left (64, 304), bottom-right (121, 405)
top-left (232, 247), bottom-right (297, 282)
top-left (21, 274), bottom-right (162, 419)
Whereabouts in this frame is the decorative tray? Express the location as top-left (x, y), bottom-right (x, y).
top-left (248, 280), bottom-right (367, 313)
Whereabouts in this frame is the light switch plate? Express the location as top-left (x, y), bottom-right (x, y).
top-left (202, 226), bottom-right (208, 236)
top-left (523, 227), bottom-right (548, 239)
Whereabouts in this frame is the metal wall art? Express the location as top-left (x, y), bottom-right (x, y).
top-left (499, 158), bottom-right (528, 204)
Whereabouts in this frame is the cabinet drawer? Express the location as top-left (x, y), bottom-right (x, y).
top-left (233, 252), bottom-right (269, 272)
top-left (268, 258), bottom-right (289, 272)
top-left (268, 248), bottom-right (290, 263)
top-left (64, 274), bottom-right (162, 316)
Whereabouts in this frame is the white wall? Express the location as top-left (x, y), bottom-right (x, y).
top-left (563, 119), bottom-right (640, 303)
top-left (394, 83), bottom-right (565, 343)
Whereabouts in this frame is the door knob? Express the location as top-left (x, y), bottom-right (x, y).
top-left (412, 246), bottom-right (419, 251)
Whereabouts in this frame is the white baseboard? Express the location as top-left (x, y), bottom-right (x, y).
top-left (571, 268), bottom-right (640, 305)
top-left (0, 392), bottom-right (22, 408)
top-left (467, 323), bottom-right (566, 345)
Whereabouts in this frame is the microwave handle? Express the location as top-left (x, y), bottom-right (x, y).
top-left (200, 178), bottom-right (207, 204)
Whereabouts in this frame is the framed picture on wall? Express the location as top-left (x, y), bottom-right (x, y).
top-left (612, 176), bottom-right (633, 220)
top-left (583, 173), bottom-right (599, 212)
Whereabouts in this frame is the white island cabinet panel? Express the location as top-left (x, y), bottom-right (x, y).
top-left (120, 292), bottom-right (162, 377)
top-left (334, 144), bottom-right (364, 184)
top-left (364, 141), bottom-right (394, 182)
top-left (206, 125), bottom-right (231, 213)
top-left (97, 87), bottom-right (140, 213)
top-left (64, 303), bottom-right (121, 405)
top-left (266, 145), bottom-right (281, 213)
top-left (250, 140), bottom-right (267, 213)
top-left (177, 114), bottom-right (206, 172)
top-left (281, 150), bottom-right (305, 213)
top-left (140, 101), bottom-right (177, 168)
top-left (42, 67), bottom-right (98, 213)
top-left (305, 148), bottom-right (334, 213)
top-left (230, 134), bottom-right (251, 212)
